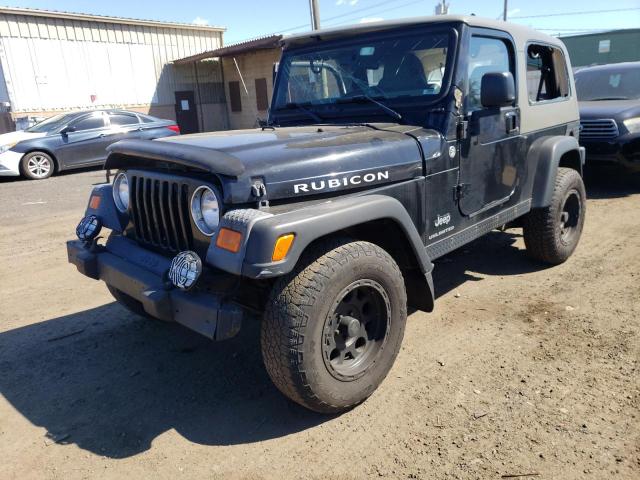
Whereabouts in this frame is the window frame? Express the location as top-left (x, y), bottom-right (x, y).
top-left (67, 112), bottom-right (107, 132)
top-left (525, 40), bottom-right (572, 107)
top-left (270, 25), bottom-right (460, 118)
top-left (107, 112), bottom-right (140, 127)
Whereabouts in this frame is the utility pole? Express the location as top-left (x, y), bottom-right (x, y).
top-left (435, 1), bottom-right (449, 15)
top-left (503, 0), bottom-right (508, 21)
top-left (309, 0), bottom-right (321, 30)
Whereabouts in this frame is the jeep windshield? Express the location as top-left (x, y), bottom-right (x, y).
top-left (575, 65), bottom-right (640, 101)
top-left (271, 29), bottom-right (454, 124)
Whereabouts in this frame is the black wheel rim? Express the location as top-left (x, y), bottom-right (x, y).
top-left (560, 189), bottom-right (581, 245)
top-left (322, 279), bottom-right (391, 381)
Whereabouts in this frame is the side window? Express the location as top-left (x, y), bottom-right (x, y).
top-left (109, 113), bottom-right (138, 126)
top-left (526, 44), bottom-right (570, 103)
top-left (467, 36), bottom-right (513, 112)
top-left (72, 114), bottom-right (105, 131)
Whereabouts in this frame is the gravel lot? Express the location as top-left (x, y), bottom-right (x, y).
top-left (0, 167), bottom-right (638, 480)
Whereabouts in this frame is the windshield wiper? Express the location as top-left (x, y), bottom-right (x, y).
top-left (337, 95), bottom-right (403, 122)
top-left (282, 102), bottom-right (323, 123)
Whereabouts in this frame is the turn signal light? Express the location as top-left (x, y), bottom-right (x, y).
top-left (89, 195), bottom-right (101, 209)
top-left (272, 234), bottom-right (295, 262)
top-left (216, 228), bottom-right (242, 253)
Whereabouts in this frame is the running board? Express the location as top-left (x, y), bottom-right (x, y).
top-left (426, 199), bottom-right (531, 260)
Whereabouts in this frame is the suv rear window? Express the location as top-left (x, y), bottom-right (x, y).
top-left (526, 44), bottom-right (570, 103)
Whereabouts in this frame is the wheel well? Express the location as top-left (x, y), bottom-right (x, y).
top-left (22, 149), bottom-right (59, 172)
top-left (559, 149), bottom-right (582, 176)
top-left (305, 219), bottom-right (434, 312)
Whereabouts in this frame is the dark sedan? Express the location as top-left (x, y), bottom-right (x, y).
top-left (575, 62), bottom-right (640, 171)
top-left (0, 110), bottom-right (180, 180)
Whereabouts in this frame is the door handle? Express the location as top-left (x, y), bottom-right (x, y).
top-left (505, 112), bottom-right (519, 134)
top-left (98, 133), bottom-right (106, 138)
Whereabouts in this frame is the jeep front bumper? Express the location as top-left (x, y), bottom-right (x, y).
top-left (67, 236), bottom-right (243, 340)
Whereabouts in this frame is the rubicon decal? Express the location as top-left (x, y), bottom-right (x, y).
top-left (293, 170), bottom-right (390, 194)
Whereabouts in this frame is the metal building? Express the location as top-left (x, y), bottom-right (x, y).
top-left (560, 29), bottom-right (640, 68)
top-left (0, 7), bottom-right (228, 133)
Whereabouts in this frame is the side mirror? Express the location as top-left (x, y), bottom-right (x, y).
top-left (60, 125), bottom-right (76, 135)
top-left (480, 72), bottom-right (515, 108)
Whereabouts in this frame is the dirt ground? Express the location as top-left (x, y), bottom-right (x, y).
top-left (0, 167), bottom-right (638, 480)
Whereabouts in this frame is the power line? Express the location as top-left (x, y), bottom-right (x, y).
top-left (265, 0), bottom-right (416, 37)
top-left (323, 0), bottom-right (428, 28)
top-left (510, 7), bottom-right (640, 20)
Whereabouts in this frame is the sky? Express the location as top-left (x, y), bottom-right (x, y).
top-left (2, 0), bottom-right (639, 44)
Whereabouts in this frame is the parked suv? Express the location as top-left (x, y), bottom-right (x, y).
top-left (575, 61), bottom-right (640, 171)
top-left (68, 16), bottom-right (586, 413)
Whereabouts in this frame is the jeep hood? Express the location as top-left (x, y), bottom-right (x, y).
top-left (106, 125), bottom-right (442, 204)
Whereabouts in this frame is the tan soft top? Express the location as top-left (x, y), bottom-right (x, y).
top-left (283, 15), bottom-right (564, 51)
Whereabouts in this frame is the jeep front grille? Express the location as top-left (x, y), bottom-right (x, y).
top-left (129, 175), bottom-right (193, 253)
top-left (580, 118), bottom-right (619, 140)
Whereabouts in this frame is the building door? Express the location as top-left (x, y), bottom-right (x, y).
top-left (174, 91), bottom-right (198, 134)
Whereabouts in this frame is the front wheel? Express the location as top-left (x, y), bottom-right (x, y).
top-left (522, 167), bottom-right (586, 264)
top-left (261, 239), bottom-right (407, 413)
top-left (20, 151), bottom-right (54, 180)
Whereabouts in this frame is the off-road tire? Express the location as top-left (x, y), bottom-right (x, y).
top-left (20, 151), bottom-right (54, 180)
top-left (107, 285), bottom-right (159, 321)
top-left (261, 238), bottom-right (407, 414)
top-left (522, 167), bottom-right (586, 264)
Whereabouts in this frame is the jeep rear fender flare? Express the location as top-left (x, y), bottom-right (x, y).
top-left (528, 135), bottom-right (585, 209)
top-left (242, 194), bottom-right (434, 279)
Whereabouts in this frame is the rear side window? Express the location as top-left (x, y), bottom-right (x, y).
top-left (109, 113), bottom-right (138, 126)
top-left (467, 36), bottom-right (513, 112)
top-left (526, 44), bottom-right (570, 103)
top-left (72, 114), bottom-right (105, 131)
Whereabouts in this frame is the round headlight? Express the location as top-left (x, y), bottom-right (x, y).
top-left (191, 186), bottom-right (220, 236)
top-left (112, 172), bottom-right (129, 213)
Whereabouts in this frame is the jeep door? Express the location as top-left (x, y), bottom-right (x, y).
top-left (56, 112), bottom-right (111, 168)
top-left (458, 30), bottom-right (524, 217)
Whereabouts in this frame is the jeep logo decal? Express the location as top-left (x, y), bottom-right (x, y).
top-left (293, 170), bottom-right (389, 194)
top-left (434, 213), bottom-right (451, 227)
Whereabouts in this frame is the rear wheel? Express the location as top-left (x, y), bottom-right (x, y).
top-left (522, 167), bottom-right (586, 264)
top-left (20, 151), bottom-right (54, 180)
top-left (261, 239), bottom-right (407, 413)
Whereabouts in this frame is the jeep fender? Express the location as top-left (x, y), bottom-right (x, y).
top-left (213, 195), bottom-right (435, 311)
top-left (528, 135), bottom-right (585, 209)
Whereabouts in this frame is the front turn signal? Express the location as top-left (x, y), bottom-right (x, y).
top-left (216, 228), bottom-right (242, 253)
top-left (272, 234), bottom-right (295, 262)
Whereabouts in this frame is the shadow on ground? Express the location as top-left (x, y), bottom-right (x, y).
top-left (1, 166), bottom-right (635, 458)
top-left (583, 165), bottom-right (640, 199)
top-left (0, 304), bottom-right (331, 458)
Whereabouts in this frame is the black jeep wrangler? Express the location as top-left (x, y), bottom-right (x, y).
top-left (68, 15), bottom-right (586, 413)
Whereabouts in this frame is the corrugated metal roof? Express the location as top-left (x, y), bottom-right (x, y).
top-left (174, 34), bottom-right (282, 63)
top-left (0, 6), bottom-right (225, 32)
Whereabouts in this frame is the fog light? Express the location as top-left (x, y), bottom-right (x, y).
top-left (168, 251), bottom-right (202, 290)
top-left (76, 215), bottom-right (102, 242)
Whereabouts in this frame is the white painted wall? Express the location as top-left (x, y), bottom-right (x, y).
top-left (0, 12), bottom-right (223, 112)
